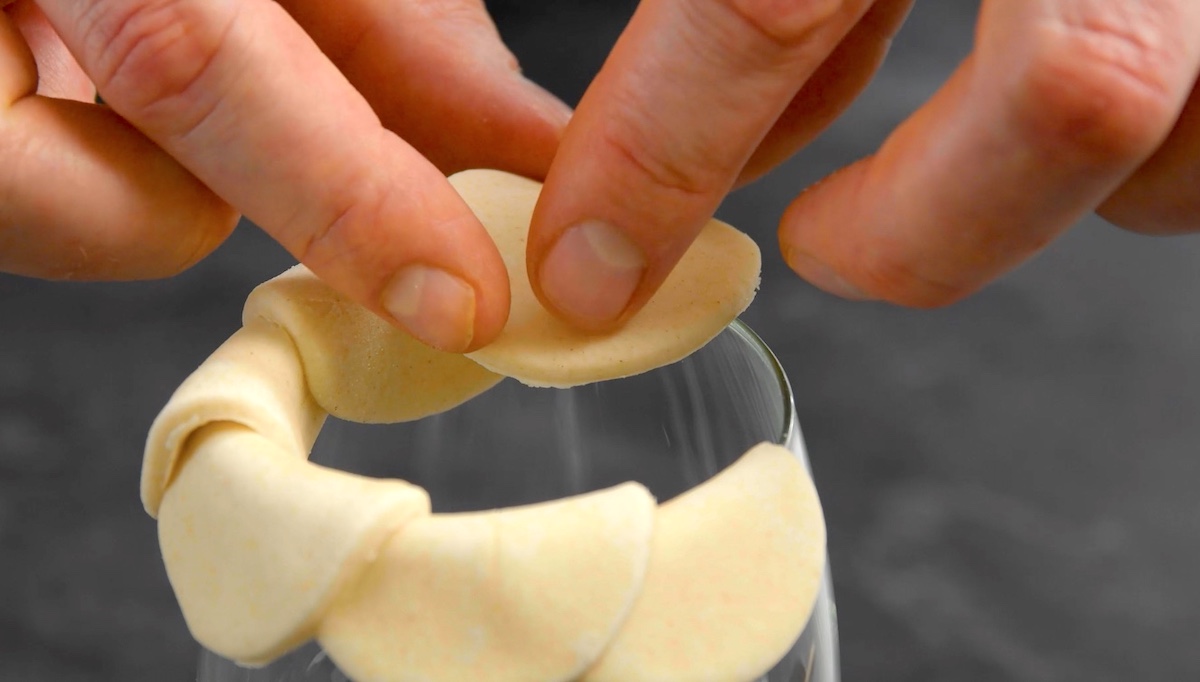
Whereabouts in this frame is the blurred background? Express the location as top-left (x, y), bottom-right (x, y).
top-left (4, 1), bottom-right (1200, 680)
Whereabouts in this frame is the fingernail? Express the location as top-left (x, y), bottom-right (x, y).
top-left (382, 265), bottom-right (476, 352)
top-left (539, 220), bottom-right (645, 326)
top-left (782, 247), bottom-right (870, 300)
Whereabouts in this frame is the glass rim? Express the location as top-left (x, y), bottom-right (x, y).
top-left (725, 318), bottom-right (795, 448)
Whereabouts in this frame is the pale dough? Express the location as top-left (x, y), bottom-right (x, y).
top-left (158, 422), bottom-right (431, 665)
top-left (142, 269), bottom-right (503, 516)
top-left (453, 169), bottom-right (762, 388)
top-left (142, 321), bottom-right (325, 516)
top-left (243, 264), bottom-right (503, 423)
top-left (319, 483), bottom-right (656, 682)
top-left (581, 443), bottom-right (826, 682)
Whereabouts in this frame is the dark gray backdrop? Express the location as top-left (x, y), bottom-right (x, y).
top-left (4, 2), bottom-right (1200, 680)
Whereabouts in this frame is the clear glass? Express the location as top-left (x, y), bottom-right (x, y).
top-left (196, 321), bottom-right (840, 682)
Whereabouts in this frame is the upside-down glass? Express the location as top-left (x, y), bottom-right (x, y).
top-left (196, 320), bottom-right (839, 682)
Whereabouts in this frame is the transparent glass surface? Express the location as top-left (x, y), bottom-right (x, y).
top-left (197, 321), bottom-right (839, 682)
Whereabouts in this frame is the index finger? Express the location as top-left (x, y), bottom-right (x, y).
top-left (527, 0), bottom-right (873, 331)
top-left (38, 0), bottom-right (509, 352)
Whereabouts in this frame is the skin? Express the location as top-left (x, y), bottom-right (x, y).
top-left (2, 0), bottom-right (1199, 344)
top-left (528, 0), bottom-right (1200, 325)
top-left (0, 0), bottom-right (569, 352)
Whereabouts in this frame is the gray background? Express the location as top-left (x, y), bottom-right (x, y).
top-left (3, 2), bottom-right (1200, 680)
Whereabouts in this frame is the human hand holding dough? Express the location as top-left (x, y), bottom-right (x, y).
top-left (143, 170), bottom-right (826, 681)
top-left (452, 169), bottom-right (761, 387)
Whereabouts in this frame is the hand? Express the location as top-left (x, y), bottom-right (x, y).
top-left (526, 0), bottom-right (1200, 330)
top-left (0, 0), bottom-right (571, 352)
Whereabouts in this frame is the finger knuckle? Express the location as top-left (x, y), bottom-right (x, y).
top-left (80, 0), bottom-right (231, 130)
top-left (1011, 18), bottom-right (1187, 165)
top-left (296, 179), bottom-right (393, 277)
top-left (600, 118), bottom-right (724, 200)
top-left (721, 0), bottom-right (846, 47)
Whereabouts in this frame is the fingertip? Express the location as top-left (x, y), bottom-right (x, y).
top-left (377, 233), bottom-right (511, 354)
top-left (777, 160), bottom-right (874, 300)
top-left (162, 200), bottom-right (240, 277)
top-left (777, 163), bottom-right (974, 310)
top-left (448, 211), bottom-right (513, 351)
top-left (376, 262), bottom-right (508, 354)
top-left (513, 72), bottom-right (573, 132)
top-left (526, 106), bottom-right (707, 333)
top-left (381, 264), bottom-right (477, 353)
top-left (532, 219), bottom-right (647, 332)
top-left (779, 244), bottom-right (870, 301)
top-left (458, 247), bottom-right (512, 352)
top-left (285, 162), bottom-right (511, 354)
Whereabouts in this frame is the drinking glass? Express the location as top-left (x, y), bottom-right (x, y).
top-left (196, 320), bottom-right (840, 682)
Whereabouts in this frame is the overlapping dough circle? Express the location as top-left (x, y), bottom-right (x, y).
top-left (454, 169), bottom-right (762, 388)
top-left (142, 170), bottom-right (826, 682)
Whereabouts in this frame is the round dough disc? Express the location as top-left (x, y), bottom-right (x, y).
top-left (455, 169), bottom-right (761, 388)
top-left (582, 443), bottom-right (826, 682)
top-left (319, 482), bottom-right (656, 682)
top-left (158, 423), bottom-right (431, 665)
top-left (244, 264), bottom-right (503, 424)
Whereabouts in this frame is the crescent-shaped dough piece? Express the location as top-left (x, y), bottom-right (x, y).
top-left (582, 443), bottom-right (826, 682)
top-left (141, 321), bottom-right (325, 516)
top-left (244, 264), bottom-right (504, 424)
top-left (158, 423), bottom-right (432, 666)
top-left (452, 169), bottom-right (762, 388)
top-left (318, 482), bottom-right (657, 682)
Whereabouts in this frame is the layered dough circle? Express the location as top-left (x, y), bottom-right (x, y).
top-left (455, 170), bottom-right (763, 388)
top-left (142, 170), bottom-right (826, 682)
